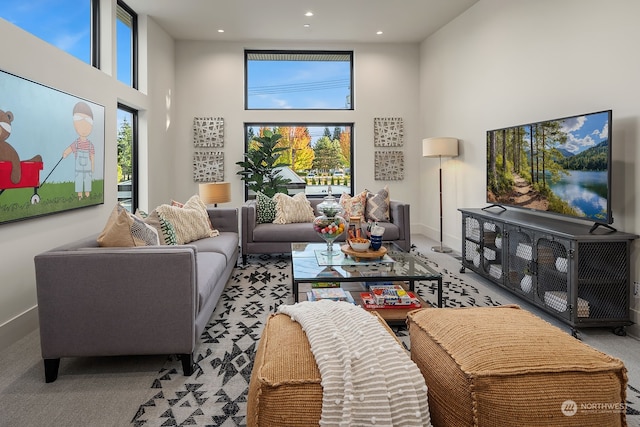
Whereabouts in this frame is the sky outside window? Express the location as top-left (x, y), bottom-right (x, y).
top-left (246, 51), bottom-right (353, 110)
top-left (1, 1), bottom-right (91, 63)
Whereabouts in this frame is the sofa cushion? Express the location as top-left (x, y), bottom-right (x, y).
top-left (156, 195), bottom-right (219, 244)
top-left (255, 192), bottom-right (277, 224)
top-left (195, 252), bottom-right (227, 312)
top-left (253, 222), bottom-right (347, 243)
top-left (190, 232), bottom-right (238, 263)
top-left (365, 186), bottom-right (390, 222)
top-left (98, 203), bottom-right (160, 247)
top-left (273, 192), bottom-right (315, 224)
top-left (339, 190), bottom-right (367, 221)
top-left (136, 209), bottom-right (178, 245)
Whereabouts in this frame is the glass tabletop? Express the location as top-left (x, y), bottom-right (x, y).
top-left (291, 242), bottom-right (441, 283)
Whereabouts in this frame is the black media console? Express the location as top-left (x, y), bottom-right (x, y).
top-left (459, 208), bottom-right (637, 337)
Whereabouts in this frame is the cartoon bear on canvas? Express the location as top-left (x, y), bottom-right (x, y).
top-left (0, 109), bottom-right (42, 184)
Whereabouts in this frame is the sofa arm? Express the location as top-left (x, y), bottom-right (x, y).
top-left (242, 200), bottom-right (258, 248)
top-left (34, 245), bottom-right (198, 360)
top-left (208, 207), bottom-right (238, 233)
top-left (389, 200), bottom-right (411, 251)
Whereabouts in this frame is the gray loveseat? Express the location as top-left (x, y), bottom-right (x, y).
top-left (34, 208), bottom-right (239, 382)
top-left (241, 198), bottom-right (410, 263)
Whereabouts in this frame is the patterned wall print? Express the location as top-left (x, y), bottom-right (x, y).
top-left (193, 151), bottom-right (224, 182)
top-left (374, 117), bottom-right (404, 147)
top-left (374, 151), bottom-right (404, 180)
top-left (193, 117), bottom-right (224, 148)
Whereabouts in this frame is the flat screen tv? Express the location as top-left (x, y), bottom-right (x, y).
top-left (486, 110), bottom-right (613, 229)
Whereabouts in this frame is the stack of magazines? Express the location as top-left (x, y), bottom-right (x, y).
top-left (360, 284), bottom-right (421, 309)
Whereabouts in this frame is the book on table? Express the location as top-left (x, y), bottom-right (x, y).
top-left (311, 281), bottom-right (340, 288)
top-left (308, 288), bottom-right (355, 304)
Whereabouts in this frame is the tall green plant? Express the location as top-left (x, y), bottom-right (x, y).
top-left (236, 130), bottom-right (292, 197)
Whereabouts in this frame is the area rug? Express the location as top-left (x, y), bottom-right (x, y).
top-left (131, 252), bottom-right (640, 426)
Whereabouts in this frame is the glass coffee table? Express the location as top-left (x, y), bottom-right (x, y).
top-left (291, 242), bottom-right (443, 322)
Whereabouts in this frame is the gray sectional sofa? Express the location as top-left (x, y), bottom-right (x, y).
top-left (241, 198), bottom-right (411, 263)
top-left (34, 207), bottom-right (239, 382)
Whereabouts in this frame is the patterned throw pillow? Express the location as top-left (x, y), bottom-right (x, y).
top-left (135, 209), bottom-right (178, 245)
top-left (365, 186), bottom-right (390, 222)
top-left (255, 192), bottom-right (277, 224)
top-left (98, 203), bottom-right (160, 247)
top-left (339, 191), bottom-right (367, 221)
top-left (156, 195), bottom-right (219, 244)
top-left (273, 192), bottom-right (315, 224)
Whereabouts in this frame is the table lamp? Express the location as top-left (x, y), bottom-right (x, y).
top-left (199, 182), bottom-right (231, 207)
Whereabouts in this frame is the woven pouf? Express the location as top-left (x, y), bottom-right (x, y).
top-left (247, 311), bottom-right (402, 427)
top-left (407, 305), bottom-right (627, 427)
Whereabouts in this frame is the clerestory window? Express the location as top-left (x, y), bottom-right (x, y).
top-left (245, 50), bottom-right (353, 110)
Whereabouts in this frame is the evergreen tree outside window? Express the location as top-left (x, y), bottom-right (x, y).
top-left (117, 104), bottom-right (137, 212)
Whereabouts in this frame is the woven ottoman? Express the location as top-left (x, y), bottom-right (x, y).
top-left (407, 305), bottom-right (627, 427)
top-left (247, 311), bottom-right (404, 427)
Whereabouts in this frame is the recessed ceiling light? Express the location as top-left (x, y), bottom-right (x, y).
top-left (376, 31), bottom-right (383, 35)
top-left (218, 29), bottom-right (225, 33)
top-left (304, 24), bottom-right (311, 28)
top-left (305, 11), bottom-right (314, 17)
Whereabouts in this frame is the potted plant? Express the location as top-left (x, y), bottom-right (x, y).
top-left (236, 130), bottom-right (292, 198)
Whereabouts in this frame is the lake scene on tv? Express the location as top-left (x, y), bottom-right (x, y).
top-left (486, 110), bottom-right (611, 223)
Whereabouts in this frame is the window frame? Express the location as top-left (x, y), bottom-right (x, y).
top-left (242, 122), bottom-right (355, 201)
top-left (116, 0), bottom-right (138, 89)
top-left (244, 49), bottom-right (354, 111)
top-left (117, 103), bottom-right (138, 212)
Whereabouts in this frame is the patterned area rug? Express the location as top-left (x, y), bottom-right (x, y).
top-left (131, 252), bottom-right (640, 426)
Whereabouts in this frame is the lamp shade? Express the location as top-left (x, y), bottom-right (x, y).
top-left (199, 182), bottom-right (231, 205)
top-left (422, 137), bottom-right (459, 158)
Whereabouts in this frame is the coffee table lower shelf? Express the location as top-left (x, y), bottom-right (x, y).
top-left (299, 282), bottom-right (429, 325)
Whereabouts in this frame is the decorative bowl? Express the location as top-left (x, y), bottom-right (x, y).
top-left (348, 238), bottom-right (371, 252)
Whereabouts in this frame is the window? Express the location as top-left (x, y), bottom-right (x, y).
top-left (116, 1), bottom-right (137, 88)
top-left (1, 0), bottom-right (98, 66)
top-left (245, 50), bottom-right (353, 110)
top-left (243, 124), bottom-right (354, 199)
top-left (117, 104), bottom-right (137, 212)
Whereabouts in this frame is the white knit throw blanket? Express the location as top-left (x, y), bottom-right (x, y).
top-left (278, 300), bottom-right (432, 427)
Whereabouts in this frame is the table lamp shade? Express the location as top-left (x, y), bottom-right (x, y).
top-left (422, 137), bottom-right (459, 158)
top-left (199, 182), bottom-right (231, 205)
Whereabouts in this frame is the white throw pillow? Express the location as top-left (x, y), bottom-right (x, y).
top-left (273, 192), bottom-right (315, 224)
top-left (156, 195), bottom-right (219, 244)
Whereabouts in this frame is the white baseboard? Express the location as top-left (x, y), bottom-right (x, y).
top-left (0, 306), bottom-right (39, 349)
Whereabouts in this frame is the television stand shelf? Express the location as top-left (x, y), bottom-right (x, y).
top-left (459, 208), bottom-right (638, 337)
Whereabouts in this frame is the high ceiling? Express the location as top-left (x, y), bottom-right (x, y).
top-left (125, 0), bottom-right (478, 43)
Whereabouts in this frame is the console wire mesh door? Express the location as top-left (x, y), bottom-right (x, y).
top-left (505, 226), bottom-right (535, 301)
top-left (575, 241), bottom-right (629, 324)
top-left (535, 237), bottom-right (571, 321)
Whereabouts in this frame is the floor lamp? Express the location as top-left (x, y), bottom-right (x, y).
top-left (422, 137), bottom-right (459, 253)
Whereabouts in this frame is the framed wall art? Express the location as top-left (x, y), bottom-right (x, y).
top-left (193, 151), bottom-right (224, 182)
top-left (0, 69), bottom-right (105, 225)
top-left (374, 151), bottom-right (404, 180)
top-left (374, 117), bottom-right (404, 147)
top-left (193, 117), bottom-right (224, 148)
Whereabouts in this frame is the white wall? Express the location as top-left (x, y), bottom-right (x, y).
top-left (0, 7), bottom-right (175, 348)
top-left (172, 41), bottom-right (421, 211)
top-left (419, 0), bottom-right (640, 336)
